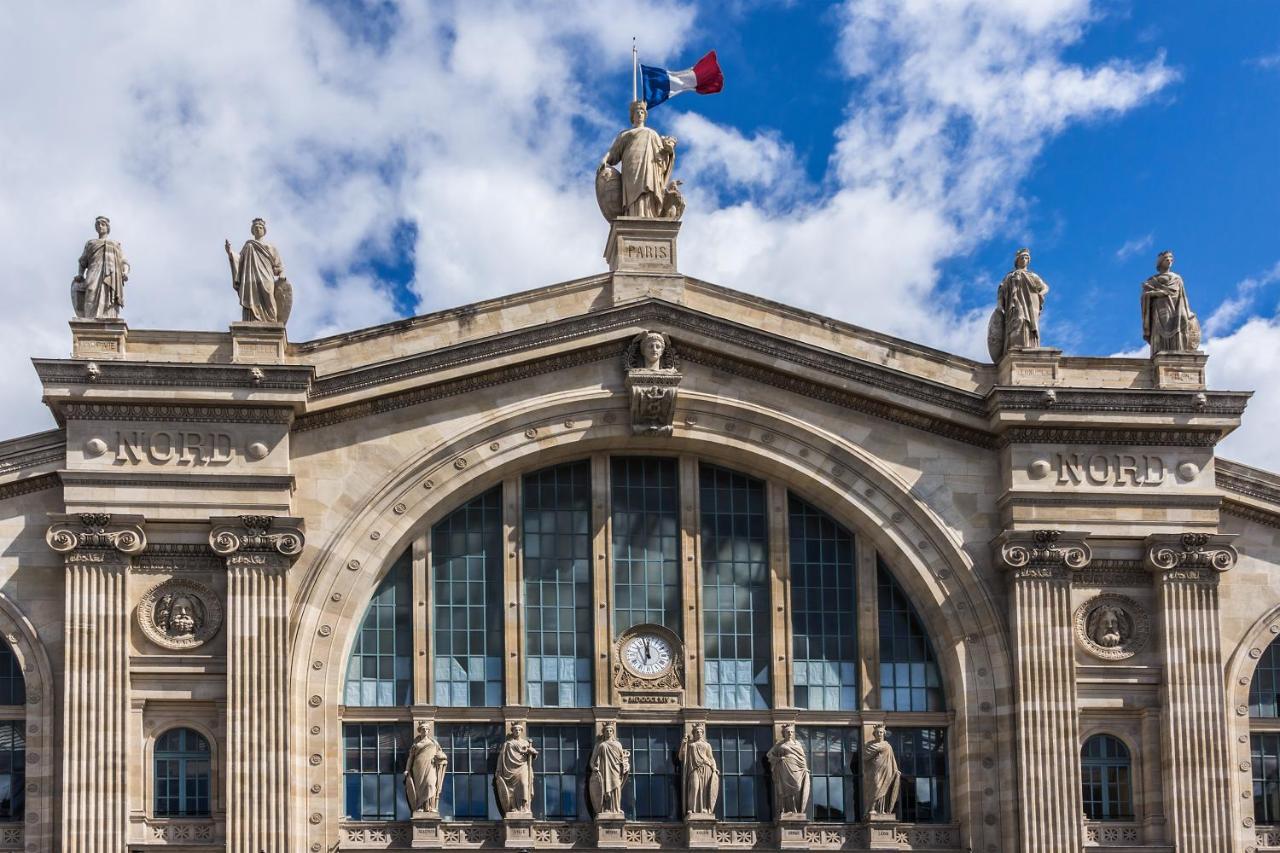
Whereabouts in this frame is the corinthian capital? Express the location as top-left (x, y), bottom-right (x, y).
top-left (209, 515), bottom-right (304, 558)
top-left (1144, 532), bottom-right (1237, 574)
top-left (994, 529), bottom-right (1092, 576)
top-left (46, 513), bottom-right (147, 555)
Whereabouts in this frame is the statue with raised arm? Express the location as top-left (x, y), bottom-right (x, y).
top-left (494, 721), bottom-right (538, 816)
top-left (224, 218), bottom-right (292, 324)
top-left (767, 724), bottom-right (811, 818)
top-left (588, 722), bottom-right (631, 816)
top-left (678, 724), bottom-right (720, 818)
top-left (863, 724), bottom-right (901, 819)
top-left (1141, 250), bottom-right (1200, 354)
top-left (405, 721), bottom-right (448, 815)
top-left (597, 100), bottom-right (683, 221)
top-left (988, 247), bottom-right (1049, 360)
top-left (72, 216), bottom-right (129, 320)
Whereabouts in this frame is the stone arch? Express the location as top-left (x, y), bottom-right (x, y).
top-left (1226, 603), bottom-right (1280, 844)
top-left (289, 391), bottom-right (1014, 851)
top-left (0, 592), bottom-right (56, 851)
top-left (142, 721), bottom-right (222, 819)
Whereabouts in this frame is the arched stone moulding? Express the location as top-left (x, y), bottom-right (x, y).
top-left (289, 390), bottom-right (1014, 852)
top-left (1227, 603), bottom-right (1280, 850)
top-left (0, 593), bottom-right (56, 852)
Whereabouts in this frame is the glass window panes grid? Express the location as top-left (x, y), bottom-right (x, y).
top-left (439, 724), bottom-right (501, 820)
top-left (523, 462), bottom-right (593, 708)
top-left (700, 465), bottom-right (770, 710)
top-left (789, 495), bottom-right (858, 710)
top-left (153, 727), bottom-right (209, 818)
top-left (619, 725), bottom-right (681, 820)
top-left (433, 486), bottom-right (504, 707)
top-left (706, 725), bottom-right (771, 821)
top-left (0, 640), bottom-right (24, 706)
top-left (0, 721), bottom-right (25, 821)
top-left (1253, 636), bottom-right (1280, 718)
top-left (344, 553), bottom-right (412, 707)
top-left (889, 728), bottom-right (948, 823)
top-left (529, 725), bottom-right (591, 820)
top-left (611, 456), bottom-right (681, 634)
top-left (877, 561), bottom-right (944, 712)
top-left (1081, 734), bottom-right (1133, 821)
top-left (798, 726), bottom-right (859, 822)
top-left (343, 723), bottom-right (410, 821)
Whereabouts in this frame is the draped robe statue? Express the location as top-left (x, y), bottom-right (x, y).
top-left (864, 725), bottom-right (901, 818)
top-left (494, 721), bottom-right (538, 816)
top-left (404, 722), bottom-right (448, 815)
top-left (224, 218), bottom-right (289, 324)
top-left (678, 725), bottom-right (720, 818)
top-left (989, 248), bottom-right (1049, 360)
top-left (588, 722), bottom-right (630, 816)
top-left (73, 216), bottom-right (129, 319)
top-left (767, 725), bottom-right (811, 817)
top-left (597, 100), bottom-right (681, 221)
top-left (1141, 251), bottom-right (1200, 354)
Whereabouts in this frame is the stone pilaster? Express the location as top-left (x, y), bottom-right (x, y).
top-left (995, 529), bottom-right (1091, 853)
top-left (209, 515), bottom-right (304, 853)
top-left (1144, 532), bottom-right (1236, 853)
top-left (47, 512), bottom-right (146, 853)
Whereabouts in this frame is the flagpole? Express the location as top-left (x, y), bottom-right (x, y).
top-left (632, 38), bottom-right (637, 102)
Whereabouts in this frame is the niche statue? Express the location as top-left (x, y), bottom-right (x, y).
top-left (988, 247), bottom-right (1049, 361)
top-left (225, 218), bottom-right (293, 324)
top-left (864, 724), bottom-right (901, 819)
top-left (588, 722), bottom-right (631, 816)
top-left (494, 721), bottom-right (538, 816)
top-left (767, 724), bottom-right (811, 818)
top-left (678, 724), bottom-right (720, 818)
top-left (1141, 250), bottom-right (1200, 354)
top-left (404, 722), bottom-right (448, 815)
top-left (72, 216), bottom-right (130, 320)
top-left (597, 100), bottom-right (684, 221)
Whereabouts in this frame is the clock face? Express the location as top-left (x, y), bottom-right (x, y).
top-left (622, 633), bottom-right (674, 678)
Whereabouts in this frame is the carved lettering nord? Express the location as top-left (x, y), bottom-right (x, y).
top-left (1056, 452), bottom-right (1167, 486)
top-left (115, 430), bottom-right (235, 466)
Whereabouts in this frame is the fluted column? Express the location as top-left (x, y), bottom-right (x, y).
top-left (1145, 533), bottom-right (1236, 853)
top-left (995, 530), bottom-right (1090, 853)
top-left (210, 515), bottom-right (304, 853)
top-left (47, 513), bottom-right (146, 853)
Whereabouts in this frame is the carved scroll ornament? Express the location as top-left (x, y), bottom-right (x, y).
top-left (1145, 532), bottom-right (1237, 573)
top-left (46, 513), bottom-right (146, 555)
top-left (209, 515), bottom-right (304, 557)
top-left (996, 529), bottom-right (1092, 573)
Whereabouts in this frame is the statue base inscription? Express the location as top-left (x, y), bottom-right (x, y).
top-left (70, 318), bottom-right (127, 360)
top-left (606, 218), bottom-right (683, 305)
top-left (777, 814), bottom-right (808, 849)
top-left (410, 813), bottom-right (444, 848)
top-left (685, 815), bottom-right (717, 849)
top-left (997, 347), bottom-right (1062, 386)
top-left (595, 813), bottom-right (627, 848)
top-left (502, 814), bottom-right (534, 848)
top-left (1152, 350), bottom-right (1206, 390)
top-left (867, 814), bottom-right (899, 850)
top-left (230, 321), bottom-right (286, 364)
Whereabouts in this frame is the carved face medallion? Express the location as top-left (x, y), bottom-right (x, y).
top-left (622, 632), bottom-right (674, 678)
top-left (138, 579), bottom-right (222, 651)
top-left (1074, 594), bottom-right (1149, 661)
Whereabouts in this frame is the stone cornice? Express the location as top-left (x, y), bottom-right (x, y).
top-left (46, 512), bottom-right (147, 555)
top-left (994, 529), bottom-right (1093, 577)
top-left (0, 429), bottom-right (64, 475)
top-left (33, 359), bottom-right (313, 391)
top-left (987, 387), bottom-right (1250, 417)
top-left (1217, 458), bottom-right (1280, 508)
top-left (997, 427), bottom-right (1221, 447)
top-left (1144, 532), bottom-right (1238, 574)
top-left (209, 515), bottom-right (305, 558)
top-left (0, 473), bottom-right (59, 502)
top-left (59, 403), bottom-right (294, 424)
top-left (1221, 499), bottom-right (1280, 529)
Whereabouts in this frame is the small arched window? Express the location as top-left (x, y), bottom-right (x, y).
top-left (154, 728), bottom-right (211, 817)
top-left (1081, 734), bottom-right (1133, 821)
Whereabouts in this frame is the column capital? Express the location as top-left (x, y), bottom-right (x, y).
top-left (209, 514), bottom-right (304, 558)
top-left (46, 512), bottom-right (147, 555)
top-left (1144, 532), bottom-right (1237, 576)
top-left (993, 529), bottom-right (1092, 577)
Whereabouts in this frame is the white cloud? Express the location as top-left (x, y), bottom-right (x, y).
top-left (1203, 261), bottom-right (1280, 339)
top-left (1207, 315), bottom-right (1280, 469)
top-left (1115, 233), bottom-right (1154, 260)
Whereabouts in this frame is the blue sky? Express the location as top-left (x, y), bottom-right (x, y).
top-left (0, 0), bottom-right (1277, 465)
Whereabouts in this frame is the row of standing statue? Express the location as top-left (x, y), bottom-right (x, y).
top-left (403, 720), bottom-right (903, 823)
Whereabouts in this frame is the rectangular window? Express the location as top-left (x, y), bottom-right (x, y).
top-left (798, 726), bottom-right (858, 822)
top-left (789, 495), bottom-right (858, 710)
top-left (889, 728), bottom-right (948, 823)
top-left (344, 553), bottom-right (412, 706)
top-left (706, 725), bottom-right (771, 821)
top-left (700, 465), bottom-right (770, 710)
top-left (523, 462), bottom-right (594, 708)
top-left (438, 724), bottom-right (502, 820)
top-left (433, 487), bottom-right (504, 707)
top-left (1254, 732), bottom-right (1280, 824)
top-left (878, 561), bottom-right (944, 712)
top-left (611, 457), bottom-right (681, 634)
top-left (529, 725), bottom-right (591, 820)
top-left (618, 725), bottom-right (681, 821)
top-left (343, 723), bottom-right (410, 821)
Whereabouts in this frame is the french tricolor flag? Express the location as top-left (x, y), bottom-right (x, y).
top-left (640, 51), bottom-right (724, 108)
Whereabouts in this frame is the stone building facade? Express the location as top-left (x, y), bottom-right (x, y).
top-left (0, 219), bottom-right (1277, 852)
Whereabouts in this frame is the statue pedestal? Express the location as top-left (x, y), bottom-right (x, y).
top-left (1151, 351), bottom-right (1206, 390)
top-left (70, 318), bottom-right (127, 360)
top-left (605, 217), bottom-right (684, 305)
top-left (594, 812), bottom-right (627, 848)
top-left (776, 814), bottom-right (808, 848)
top-left (685, 814), bottom-right (717, 849)
top-left (410, 812), bottom-right (444, 848)
top-left (997, 347), bottom-right (1061, 386)
top-left (866, 813), bottom-right (899, 849)
top-left (230, 321), bottom-right (286, 364)
top-left (502, 813), bottom-right (535, 848)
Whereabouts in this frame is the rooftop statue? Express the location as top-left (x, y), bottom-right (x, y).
top-left (72, 216), bottom-right (130, 320)
top-left (597, 100), bottom-right (684, 221)
top-left (224, 218), bottom-right (293, 325)
top-left (1141, 250), bottom-right (1201, 354)
top-left (988, 247), bottom-right (1050, 361)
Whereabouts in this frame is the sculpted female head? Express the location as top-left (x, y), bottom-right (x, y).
top-left (251, 218), bottom-right (267, 239)
top-left (641, 331), bottom-right (666, 369)
top-left (94, 216), bottom-right (111, 237)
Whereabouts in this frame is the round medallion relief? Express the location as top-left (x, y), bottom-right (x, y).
top-left (137, 579), bottom-right (222, 651)
top-left (1073, 594), bottom-right (1149, 661)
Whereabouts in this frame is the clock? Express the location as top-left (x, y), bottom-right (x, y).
top-left (621, 631), bottom-right (674, 678)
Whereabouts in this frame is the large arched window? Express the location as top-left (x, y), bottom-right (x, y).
top-left (337, 457), bottom-right (950, 826)
top-left (1081, 734), bottom-right (1134, 821)
top-left (0, 638), bottom-right (24, 821)
top-left (154, 728), bottom-right (211, 817)
top-left (1251, 635), bottom-right (1280, 823)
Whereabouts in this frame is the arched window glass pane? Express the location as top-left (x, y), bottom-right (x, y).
top-left (700, 465), bottom-right (770, 710)
top-left (523, 461), bottom-right (593, 707)
top-left (619, 725), bottom-right (680, 820)
top-left (154, 727), bottom-right (210, 818)
top-left (789, 495), bottom-right (857, 710)
top-left (342, 723), bottom-right (409, 821)
top-left (433, 486), bottom-right (503, 707)
top-left (1255, 733), bottom-right (1280, 824)
top-left (1251, 636), bottom-right (1280, 718)
top-left (889, 727), bottom-right (948, 823)
top-left (344, 552), bottom-right (412, 707)
top-left (1081, 734), bottom-right (1134, 821)
top-left (529, 725), bottom-right (591, 820)
top-left (877, 561), bottom-right (944, 712)
top-left (438, 724), bottom-right (501, 820)
top-left (707, 725), bottom-right (771, 821)
top-left (798, 726), bottom-right (859, 822)
top-left (0, 640), bottom-right (24, 707)
top-left (0, 721), bottom-right (24, 821)
top-left (611, 457), bottom-right (680, 634)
